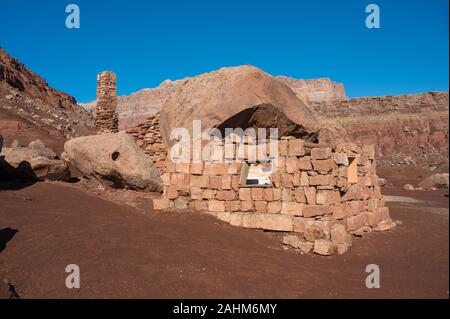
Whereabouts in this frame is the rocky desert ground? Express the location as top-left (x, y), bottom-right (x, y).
top-left (0, 47), bottom-right (448, 299)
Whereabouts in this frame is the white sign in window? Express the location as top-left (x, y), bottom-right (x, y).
top-left (240, 161), bottom-right (274, 187)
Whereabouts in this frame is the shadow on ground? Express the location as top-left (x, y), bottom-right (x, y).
top-left (0, 227), bottom-right (18, 253)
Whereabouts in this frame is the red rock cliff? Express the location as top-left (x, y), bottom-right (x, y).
top-left (0, 47), bottom-right (94, 139)
top-left (311, 92), bottom-right (449, 168)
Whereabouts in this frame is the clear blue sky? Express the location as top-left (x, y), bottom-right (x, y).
top-left (0, 0), bottom-right (448, 103)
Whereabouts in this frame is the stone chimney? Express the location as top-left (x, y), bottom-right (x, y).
top-left (95, 71), bottom-right (119, 134)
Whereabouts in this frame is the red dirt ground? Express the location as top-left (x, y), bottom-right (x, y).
top-left (0, 178), bottom-right (448, 299)
top-left (0, 109), bottom-right (66, 154)
top-left (1, 119), bottom-right (448, 298)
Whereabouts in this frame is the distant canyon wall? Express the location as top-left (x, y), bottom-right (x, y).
top-left (276, 76), bottom-right (347, 104)
top-left (311, 92), bottom-right (449, 168)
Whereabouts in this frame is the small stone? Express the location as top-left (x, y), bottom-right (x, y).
top-left (190, 162), bottom-right (204, 175)
top-left (281, 202), bottom-right (304, 216)
top-left (333, 152), bottom-right (349, 166)
top-left (264, 188), bottom-right (274, 201)
top-left (281, 174), bottom-right (294, 188)
top-left (239, 188), bottom-right (252, 201)
top-left (316, 190), bottom-right (341, 205)
top-left (166, 186), bottom-right (178, 199)
top-left (288, 139), bottom-right (305, 156)
top-left (330, 224), bottom-right (352, 247)
top-left (174, 199), bottom-right (188, 209)
top-left (251, 188), bottom-right (265, 201)
top-left (336, 243), bottom-right (351, 255)
top-left (254, 201), bottom-right (268, 213)
top-left (346, 213), bottom-right (366, 231)
top-left (298, 240), bottom-right (314, 254)
top-left (241, 213), bottom-right (293, 232)
top-left (190, 186), bottom-right (203, 200)
top-left (286, 157), bottom-right (299, 173)
top-left (209, 176), bottom-right (222, 189)
top-left (309, 174), bottom-right (334, 186)
top-left (304, 223), bottom-right (325, 242)
top-left (208, 200), bottom-right (225, 212)
top-left (373, 219), bottom-right (397, 231)
top-left (240, 200), bottom-right (254, 212)
top-left (202, 189), bottom-right (216, 199)
top-left (153, 198), bottom-right (170, 210)
top-left (300, 172), bottom-right (309, 186)
top-left (311, 147), bottom-right (332, 160)
top-left (311, 159), bottom-right (334, 173)
top-left (351, 225), bottom-right (372, 237)
top-left (304, 187), bottom-right (316, 205)
top-left (216, 190), bottom-right (236, 201)
top-left (283, 234), bottom-right (300, 248)
top-left (294, 187), bottom-right (306, 203)
top-left (313, 239), bottom-right (336, 256)
top-left (267, 201), bottom-right (282, 214)
top-left (225, 200), bottom-right (240, 212)
top-left (298, 159), bottom-right (313, 171)
top-left (303, 205), bottom-right (330, 218)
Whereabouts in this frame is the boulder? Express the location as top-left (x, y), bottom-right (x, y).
top-left (64, 132), bottom-right (162, 191)
top-left (0, 139), bottom-right (70, 182)
top-left (2, 139), bottom-right (57, 166)
top-left (418, 173), bottom-right (449, 191)
top-left (28, 156), bottom-right (71, 181)
top-left (160, 65), bottom-right (320, 147)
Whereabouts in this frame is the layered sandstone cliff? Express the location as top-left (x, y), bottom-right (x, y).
top-left (276, 77), bottom-right (347, 103)
top-left (311, 92), bottom-right (449, 168)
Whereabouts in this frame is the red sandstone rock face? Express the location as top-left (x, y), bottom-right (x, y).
top-left (0, 48), bottom-right (94, 139)
top-left (275, 77), bottom-right (347, 103)
top-left (159, 65), bottom-right (321, 145)
top-left (117, 80), bottom-right (180, 131)
top-left (312, 92), bottom-right (449, 168)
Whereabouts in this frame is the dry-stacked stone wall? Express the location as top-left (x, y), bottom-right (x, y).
top-left (152, 137), bottom-right (395, 256)
top-left (95, 71), bottom-right (119, 134)
top-left (126, 113), bottom-right (167, 173)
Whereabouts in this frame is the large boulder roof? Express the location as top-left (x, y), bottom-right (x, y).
top-left (160, 65), bottom-right (320, 145)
